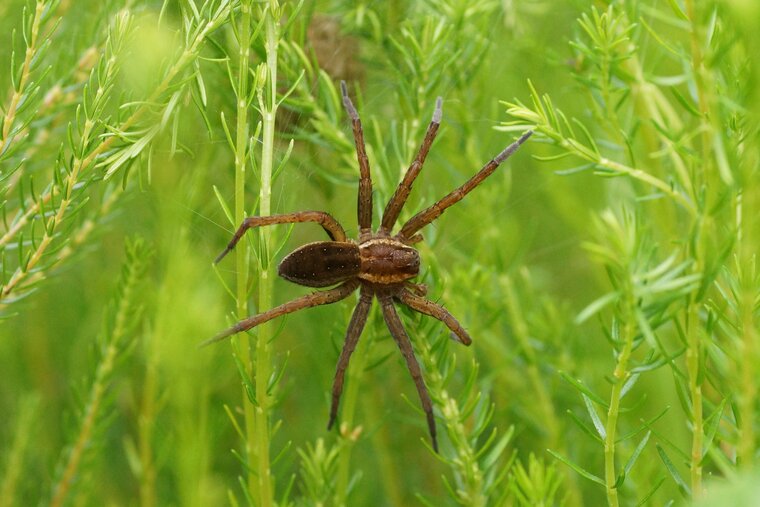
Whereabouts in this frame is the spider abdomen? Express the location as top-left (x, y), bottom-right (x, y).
top-left (358, 238), bottom-right (420, 284)
top-left (278, 241), bottom-right (361, 288)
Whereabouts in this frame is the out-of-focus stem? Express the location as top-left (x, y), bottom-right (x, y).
top-left (334, 315), bottom-right (372, 506)
top-left (501, 274), bottom-right (582, 506)
top-left (604, 295), bottom-right (635, 507)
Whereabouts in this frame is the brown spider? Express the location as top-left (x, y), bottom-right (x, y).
top-left (207, 81), bottom-right (532, 451)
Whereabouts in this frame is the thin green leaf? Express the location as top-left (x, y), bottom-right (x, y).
top-left (547, 449), bottom-right (605, 486)
top-left (655, 444), bottom-right (691, 497)
top-left (560, 371), bottom-right (609, 408)
top-left (582, 393), bottom-right (606, 440)
top-left (624, 431), bottom-right (651, 477)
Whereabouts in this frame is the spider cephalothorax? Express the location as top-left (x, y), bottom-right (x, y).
top-left (208, 82), bottom-right (532, 451)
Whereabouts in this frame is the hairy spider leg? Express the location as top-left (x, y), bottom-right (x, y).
top-left (379, 297), bottom-right (439, 452)
top-left (340, 81), bottom-right (373, 239)
top-left (328, 286), bottom-right (373, 430)
top-left (380, 97), bottom-right (443, 234)
top-left (214, 212), bottom-right (347, 264)
top-left (405, 281), bottom-right (428, 297)
top-left (398, 130), bottom-right (534, 239)
top-left (397, 289), bottom-right (472, 346)
top-left (200, 280), bottom-right (360, 347)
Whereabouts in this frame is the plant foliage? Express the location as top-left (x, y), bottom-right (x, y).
top-left (0, 0), bottom-right (758, 505)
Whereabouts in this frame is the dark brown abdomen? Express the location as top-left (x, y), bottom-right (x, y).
top-left (278, 241), bottom-right (361, 287)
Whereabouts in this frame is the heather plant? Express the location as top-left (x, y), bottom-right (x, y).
top-left (1, 0), bottom-right (758, 506)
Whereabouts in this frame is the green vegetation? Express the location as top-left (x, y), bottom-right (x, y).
top-left (1, 0), bottom-right (758, 505)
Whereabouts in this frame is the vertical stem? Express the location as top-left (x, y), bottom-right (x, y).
top-left (0, 397), bottom-right (38, 507)
top-left (232, 0), bottom-right (257, 501)
top-left (684, 0), bottom-right (721, 188)
top-left (360, 386), bottom-right (405, 507)
top-left (139, 353), bottom-right (157, 507)
top-left (683, 0), bottom-right (714, 498)
top-left (736, 184), bottom-right (758, 469)
top-left (0, 0), bottom-right (45, 153)
top-left (334, 315), bottom-right (373, 507)
top-left (686, 300), bottom-right (703, 496)
top-left (501, 274), bottom-right (583, 506)
top-left (738, 271), bottom-right (757, 469)
top-left (416, 329), bottom-right (486, 506)
top-left (251, 2), bottom-right (280, 505)
top-left (502, 275), bottom-right (559, 443)
top-left (604, 302), bottom-right (635, 507)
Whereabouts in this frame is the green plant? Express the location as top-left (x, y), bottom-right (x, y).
top-left (1, 0), bottom-right (758, 505)
top-left (504, 1), bottom-right (759, 504)
top-left (50, 238), bottom-right (151, 506)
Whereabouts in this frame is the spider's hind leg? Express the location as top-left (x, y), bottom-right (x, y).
top-left (379, 296), bottom-right (439, 452)
top-left (328, 287), bottom-right (373, 431)
top-left (405, 282), bottom-right (428, 297)
top-left (397, 289), bottom-right (472, 346)
top-left (200, 280), bottom-right (359, 347)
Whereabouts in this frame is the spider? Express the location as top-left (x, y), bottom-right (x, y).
top-left (207, 81), bottom-right (532, 451)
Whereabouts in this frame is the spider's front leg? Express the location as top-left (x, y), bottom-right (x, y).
top-left (398, 130), bottom-right (533, 239)
top-left (340, 81), bottom-right (373, 239)
top-left (380, 97), bottom-right (443, 233)
top-left (215, 211), bottom-right (347, 264)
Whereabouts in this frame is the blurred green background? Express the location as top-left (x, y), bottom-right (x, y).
top-left (1, 0), bottom-right (758, 505)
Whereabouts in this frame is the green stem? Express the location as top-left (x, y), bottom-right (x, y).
top-left (361, 384), bottom-right (405, 507)
top-left (686, 301), bottom-right (703, 496)
top-left (595, 156), bottom-right (696, 216)
top-left (684, 0), bottom-right (721, 187)
top-left (685, 197), bottom-right (706, 501)
top-left (417, 330), bottom-right (486, 506)
top-left (532, 120), bottom-right (696, 217)
top-left (437, 387), bottom-right (486, 507)
top-left (501, 274), bottom-right (582, 506)
top-left (737, 182), bottom-right (759, 469)
top-left (738, 291), bottom-right (757, 469)
top-left (604, 301), bottom-right (635, 507)
top-left (139, 349), bottom-right (157, 507)
top-left (0, 0), bottom-right (46, 154)
top-left (232, 0), bottom-right (257, 501)
top-left (684, 0), bottom-right (727, 496)
top-left (623, 53), bottom-right (689, 188)
top-left (51, 244), bottom-right (143, 507)
top-left (334, 312), bottom-right (373, 507)
top-left (0, 397), bottom-right (38, 507)
top-left (502, 275), bottom-right (558, 443)
top-left (250, 2), bottom-right (281, 505)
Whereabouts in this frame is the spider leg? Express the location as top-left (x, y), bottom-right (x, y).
top-left (398, 130), bottom-right (533, 239)
top-left (405, 282), bottom-right (428, 297)
top-left (215, 212), bottom-right (347, 264)
top-left (200, 280), bottom-right (359, 347)
top-left (328, 287), bottom-right (373, 430)
top-left (379, 296), bottom-right (439, 452)
top-left (397, 289), bottom-right (472, 346)
top-left (340, 81), bottom-right (373, 239)
top-left (380, 97), bottom-right (443, 233)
